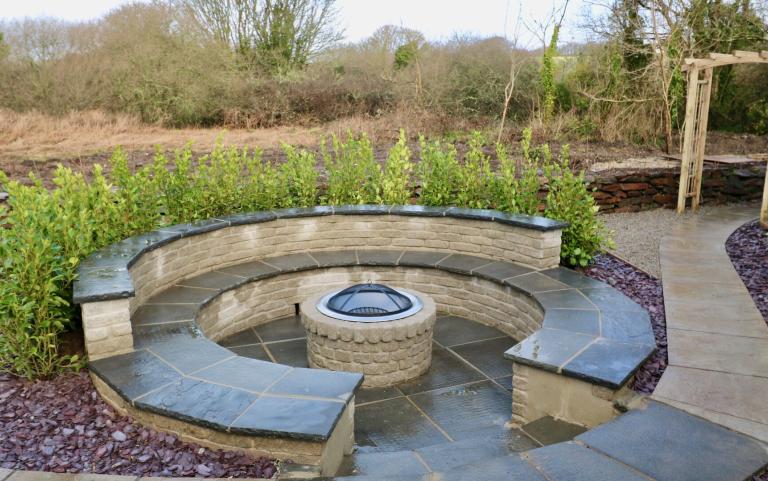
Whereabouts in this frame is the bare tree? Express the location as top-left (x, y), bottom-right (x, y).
top-left (180, 0), bottom-right (343, 71)
top-left (498, 2), bottom-right (529, 143)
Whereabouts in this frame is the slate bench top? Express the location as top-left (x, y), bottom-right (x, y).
top-left (73, 204), bottom-right (567, 305)
top-left (85, 248), bottom-right (655, 443)
top-left (124, 248), bottom-right (654, 389)
top-left (77, 207), bottom-right (652, 442)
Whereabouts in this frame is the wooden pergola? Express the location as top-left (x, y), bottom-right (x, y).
top-left (677, 50), bottom-right (768, 226)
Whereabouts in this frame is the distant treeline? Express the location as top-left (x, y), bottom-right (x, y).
top-left (0, 0), bottom-right (766, 145)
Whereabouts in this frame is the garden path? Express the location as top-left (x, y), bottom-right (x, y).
top-left (655, 205), bottom-right (768, 442)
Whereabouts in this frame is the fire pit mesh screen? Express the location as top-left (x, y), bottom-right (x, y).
top-left (326, 283), bottom-right (413, 317)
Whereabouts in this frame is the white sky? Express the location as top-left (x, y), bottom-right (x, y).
top-left (1, 0), bottom-right (590, 47)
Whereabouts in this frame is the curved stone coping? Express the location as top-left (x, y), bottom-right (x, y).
top-left (504, 266), bottom-right (657, 389)
top-left (89, 341), bottom-right (363, 442)
top-left (73, 205), bottom-right (566, 304)
top-left (90, 249), bottom-right (655, 437)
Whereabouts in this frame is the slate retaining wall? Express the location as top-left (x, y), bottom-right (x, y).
top-left (588, 162), bottom-right (766, 213)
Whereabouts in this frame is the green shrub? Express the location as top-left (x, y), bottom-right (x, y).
top-left (516, 128), bottom-right (543, 215)
top-left (381, 130), bottom-right (414, 205)
top-left (456, 131), bottom-right (493, 209)
top-left (0, 129), bottom-right (614, 379)
top-left (417, 136), bottom-right (459, 206)
top-left (0, 165), bottom-right (147, 379)
top-left (109, 147), bottom-right (162, 232)
top-left (322, 132), bottom-right (382, 205)
top-left (493, 143), bottom-right (519, 212)
top-left (493, 129), bottom-right (541, 215)
top-left (242, 153), bottom-right (284, 211)
top-left (544, 145), bottom-right (613, 267)
top-left (151, 145), bottom-right (202, 222)
top-left (280, 144), bottom-right (319, 208)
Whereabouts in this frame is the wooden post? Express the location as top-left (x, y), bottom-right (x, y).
top-left (761, 161), bottom-right (768, 229)
top-left (677, 67), bottom-right (700, 213)
top-left (692, 68), bottom-right (713, 211)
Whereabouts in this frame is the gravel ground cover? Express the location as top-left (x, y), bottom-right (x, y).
top-left (581, 254), bottom-right (667, 395)
top-left (600, 207), bottom-right (712, 278)
top-left (600, 202), bottom-right (760, 278)
top-left (726, 219), bottom-right (768, 324)
top-left (0, 371), bottom-right (276, 478)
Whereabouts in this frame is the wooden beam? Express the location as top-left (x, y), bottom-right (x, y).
top-left (678, 67), bottom-right (701, 213)
top-left (680, 55), bottom-right (768, 72)
top-left (733, 50), bottom-right (761, 58)
top-left (682, 52), bottom-right (768, 71)
top-left (692, 68), bottom-right (713, 212)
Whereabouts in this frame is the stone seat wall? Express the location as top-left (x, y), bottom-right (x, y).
top-left (74, 205), bottom-right (657, 474)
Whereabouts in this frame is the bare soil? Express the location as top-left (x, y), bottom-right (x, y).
top-left (1, 108), bottom-right (766, 187)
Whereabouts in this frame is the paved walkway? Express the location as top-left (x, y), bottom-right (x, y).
top-left (655, 205), bottom-right (768, 442)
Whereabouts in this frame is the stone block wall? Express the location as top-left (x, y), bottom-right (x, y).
top-left (195, 267), bottom-right (543, 344)
top-left (81, 299), bottom-right (133, 361)
top-left (91, 374), bottom-right (354, 472)
top-left (588, 162), bottom-right (766, 213)
top-left (302, 290), bottom-right (437, 388)
top-left (129, 215), bottom-right (562, 312)
top-left (511, 362), bottom-right (631, 428)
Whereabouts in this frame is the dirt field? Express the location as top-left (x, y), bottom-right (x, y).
top-left (1, 109), bottom-right (766, 186)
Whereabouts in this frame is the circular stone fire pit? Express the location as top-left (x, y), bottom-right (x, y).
top-left (301, 283), bottom-right (436, 388)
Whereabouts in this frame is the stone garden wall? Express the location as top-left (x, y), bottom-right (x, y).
top-left (196, 267), bottom-right (543, 345)
top-left (129, 214), bottom-right (562, 315)
top-left (588, 162), bottom-right (766, 213)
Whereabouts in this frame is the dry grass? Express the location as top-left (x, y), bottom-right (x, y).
top-left (0, 109), bottom-right (327, 163)
top-left (0, 107), bottom-right (491, 165)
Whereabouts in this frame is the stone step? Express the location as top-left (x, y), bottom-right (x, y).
top-left (576, 401), bottom-right (768, 481)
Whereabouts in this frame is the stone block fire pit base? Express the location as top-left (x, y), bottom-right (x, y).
top-left (301, 288), bottom-right (436, 388)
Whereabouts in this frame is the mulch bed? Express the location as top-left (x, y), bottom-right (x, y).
top-left (726, 219), bottom-right (768, 324)
top-left (0, 371), bottom-right (276, 478)
top-left (725, 220), bottom-right (768, 481)
top-left (581, 253), bottom-right (668, 395)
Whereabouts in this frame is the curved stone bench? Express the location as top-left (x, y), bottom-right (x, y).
top-left (74, 205), bottom-right (656, 474)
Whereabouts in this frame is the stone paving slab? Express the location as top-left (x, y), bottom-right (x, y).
top-left (653, 393), bottom-right (768, 444)
top-left (656, 205), bottom-right (768, 441)
top-left (667, 328), bottom-right (768, 377)
top-left (577, 401), bottom-right (768, 481)
top-left (520, 416), bottom-right (587, 446)
top-left (527, 442), bottom-right (651, 481)
top-left (336, 451), bottom-right (429, 478)
top-left (437, 455), bottom-right (547, 481)
top-left (654, 365), bottom-right (768, 442)
top-left (663, 299), bottom-right (768, 338)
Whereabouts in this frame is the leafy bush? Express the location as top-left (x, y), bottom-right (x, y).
top-left (456, 131), bottom-right (493, 208)
top-left (0, 128), bottom-right (613, 379)
top-left (416, 136), bottom-right (459, 206)
top-left (493, 128), bottom-right (541, 215)
top-left (280, 144), bottom-right (319, 207)
top-left (322, 132), bottom-right (382, 204)
top-left (0, 166), bottom-right (148, 378)
top-left (381, 130), bottom-right (413, 205)
top-left (544, 145), bottom-right (613, 267)
top-left (516, 128), bottom-right (543, 215)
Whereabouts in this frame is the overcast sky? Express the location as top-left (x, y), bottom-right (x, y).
top-left (1, 0), bottom-right (591, 47)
